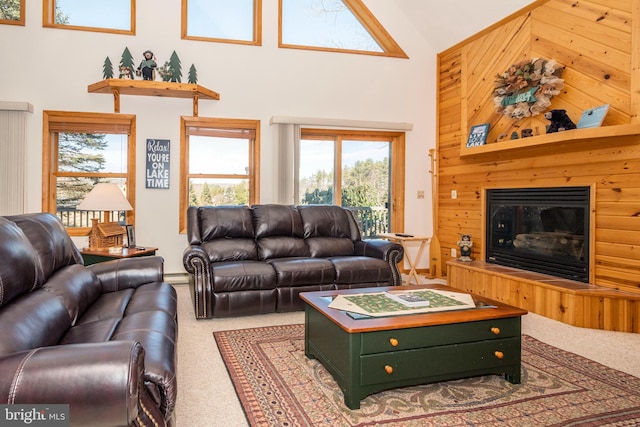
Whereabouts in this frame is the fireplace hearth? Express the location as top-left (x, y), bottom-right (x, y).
top-left (485, 187), bottom-right (590, 282)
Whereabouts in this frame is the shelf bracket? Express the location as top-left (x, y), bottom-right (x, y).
top-left (193, 94), bottom-right (199, 117)
top-left (111, 88), bottom-right (121, 113)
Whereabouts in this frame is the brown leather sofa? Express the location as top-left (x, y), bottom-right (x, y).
top-left (183, 204), bottom-right (404, 319)
top-left (0, 213), bottom-right (178, 427)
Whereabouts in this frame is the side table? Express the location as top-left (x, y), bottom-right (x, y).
top-left (80, 246), bottom-right (158, 265)
top-left (377, 233), bottom-right (430, 284)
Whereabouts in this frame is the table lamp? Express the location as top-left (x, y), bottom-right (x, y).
top-left (76, 183), bottom-right (133, 249)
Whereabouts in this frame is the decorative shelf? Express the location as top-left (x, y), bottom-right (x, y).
top-left (88, 79), bottom-right (220, 116)
top-left (459, 124), bottom-right (640, 157)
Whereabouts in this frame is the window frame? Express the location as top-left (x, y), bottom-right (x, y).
top-left (42, 110), bottom-right (137, 236)
top-left (179, 116), bottom-right (261, 233)
top-left (0, 0), bottom-right (25, 26)
top-left (278, 0), bottom-right (407, 58)
top-left (42, 0), bottom-right (136, 35)
top-left (181, 0), bottom-right (262, 46)
top-left (298, 128), bottom-right (405, 232)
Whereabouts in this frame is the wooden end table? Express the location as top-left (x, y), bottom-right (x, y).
top-left (377, 233), bottom-right (430, 284)
top-left (300, 285), bottom-right (527, 409)
top-left (80, 246), bottom-right (158, 265)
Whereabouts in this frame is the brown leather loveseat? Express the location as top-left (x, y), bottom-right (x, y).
top-left (0, 213), bottom-right (178, 427)
top-left (183, 204), bottom-right (404, 319)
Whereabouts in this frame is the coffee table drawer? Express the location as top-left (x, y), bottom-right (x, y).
top-left (361, 318), bottom-right (520, 355)
top-left (360, 337), bottom-right (520, 386)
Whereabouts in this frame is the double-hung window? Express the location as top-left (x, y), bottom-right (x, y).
top-left (42, 111), bottom-right (136, 235)
top-left (180, 117), bottom-right (260, 232)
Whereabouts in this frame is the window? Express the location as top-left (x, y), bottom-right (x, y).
top-left (297, 128), bottom-right (405, 237)
top-left (182, 0), bottom-right (261, 45)
top-left (43, 0), bottom-right (135, 34)
top-left (42, 111), bottom-right (136, 236)
top-left (180, 117), bottom-right (260, 232)
top-left (279, 0), bottom-right (407, 57)
top-left (0, 0), bottom-right (24, 25)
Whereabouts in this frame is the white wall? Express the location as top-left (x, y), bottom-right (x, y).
top-left (0, 0), bottom-right (527, 275)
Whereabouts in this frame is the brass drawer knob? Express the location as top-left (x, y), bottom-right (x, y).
top-left (494, 351), bottom-right (504, 360)
top-left (389, 338), bottom-right (399, 347)
top-left (491, 327), bottom-right (500, 335)
top-left (385, 365), bottom-right (394, 375)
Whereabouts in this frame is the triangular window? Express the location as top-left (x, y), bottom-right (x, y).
top-left (280, 0), bottom-right (407, 58)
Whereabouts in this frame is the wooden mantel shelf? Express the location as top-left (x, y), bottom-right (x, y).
top-left (88, 79), bottom-right (220, 116)
top-left (460, 124), bottom-right (640, 157)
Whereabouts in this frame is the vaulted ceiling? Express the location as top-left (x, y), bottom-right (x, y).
top-left (393, 0), bottom-right (536, 52)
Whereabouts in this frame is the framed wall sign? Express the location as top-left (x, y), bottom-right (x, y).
top-left (466, 123), bottom-right (490, 147)
top-left (145, 139), bottom-right (170, 189)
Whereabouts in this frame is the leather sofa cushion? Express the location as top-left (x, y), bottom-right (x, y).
top-left (202, 238), bottom-right (257, 262)
top-left (268, 257), bottom-right (335, 286)
top-left (252, 204), bottom-right (304, 238)
top-left (76, 289), bottom-right (136, 324)
top-left (0, 217), bottom-right (40, 306)
top-left (306, 236), bottom-right (354, 257)
top-left (6, 213), bottom-right (82, 284)
top-left (212, 261), bottom-right (277, 292)
top-left (0, 289), bottom-right (71, 356)
top-left (329, 256), bottom-right (392, 284)
top-left (298, 205), bottom-right (353, 239)
top-left (199, 206), bottom-right (254, 240)
top-left (256, 236), bottom-right (309, 260)
top-left (60, 318), bottom-right (120, 344)
top-left (124, 282), bottom-right (178, 318)
top-left (43, 265), bottom-right (101, 325)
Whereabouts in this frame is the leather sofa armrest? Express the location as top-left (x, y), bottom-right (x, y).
top-left (355, 239), bottom-right (405, 286)
top-left (88, 256), bottom-right (165, 293)
top-left (183, 245), bottom-right (213, 319)
top-left (0, 341), bottom-right (165, 427)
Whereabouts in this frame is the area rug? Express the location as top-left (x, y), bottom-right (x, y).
top-left (214, 324), bottom-right (640, 426)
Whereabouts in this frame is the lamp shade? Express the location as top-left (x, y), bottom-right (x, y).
top-left (76, 183), bottom-right (133, 212)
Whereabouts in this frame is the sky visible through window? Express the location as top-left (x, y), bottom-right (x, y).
top-left (57, 0), bottom-right (381, 52)
top-left (187, 0), bottom-right (254, 41)
top-left (56, 0), bottom-right (130, 29)
top-left (281, 0), bottom-right (381, 52)
top-left (300, 140), bottom-right (389, 181)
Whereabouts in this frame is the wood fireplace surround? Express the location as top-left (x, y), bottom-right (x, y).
top-left (435, 0), bottom-right (640, 332)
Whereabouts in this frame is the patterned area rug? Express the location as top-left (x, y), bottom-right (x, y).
top-left (214, 324), bottom-right (640, 426)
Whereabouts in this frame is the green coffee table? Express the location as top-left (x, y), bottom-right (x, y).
top-left (300, 285), bottom-right (527, 409)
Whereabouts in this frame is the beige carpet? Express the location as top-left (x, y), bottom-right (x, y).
top-left (173, 284), bottom-right (640, 427)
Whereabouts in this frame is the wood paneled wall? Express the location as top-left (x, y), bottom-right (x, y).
top-left (436, 0), bottom-right (640, 295)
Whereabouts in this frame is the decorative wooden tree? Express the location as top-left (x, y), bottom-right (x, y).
top-left (119, 47), bottom-right (136, 79)
top-left (188, 64), bottom-right (198, 84)
top-left (168, 51), bottom-right (182, 83)
top-left (103, 57), bottom-right (114, 79)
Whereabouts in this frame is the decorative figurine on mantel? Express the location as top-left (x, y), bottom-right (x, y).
top-left (458, 234), bottom-right (473, 262)
top-left (544, 109), bottom-right (576, 133)
top-left (137, 50), bottom-right (157, 81)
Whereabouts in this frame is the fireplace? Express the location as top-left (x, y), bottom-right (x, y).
top-left (485, 186), bottom-right (590, 282)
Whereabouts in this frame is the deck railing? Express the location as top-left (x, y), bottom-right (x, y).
top-left (56, 208), bottom-right (127, 228)
top-left (346, 206), bottom-right (389, 238)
